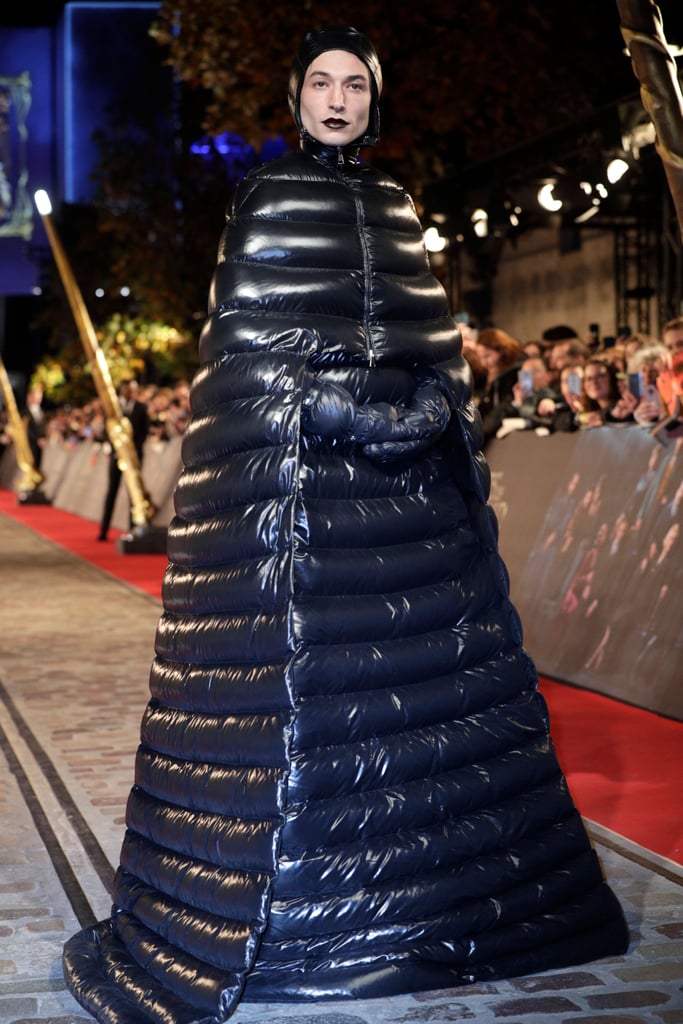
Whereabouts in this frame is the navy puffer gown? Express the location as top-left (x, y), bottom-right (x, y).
top-left (63, 145), bottom-right (628, 1023)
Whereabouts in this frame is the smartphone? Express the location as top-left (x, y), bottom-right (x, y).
top-left (518, 369), bottom-right (534, 398)
top-left (588, 323), bottom-right (600, 347)
top-left (566, 371), bottom-right (582, 396)
top-left (627, 372), bottom-right (642, 399)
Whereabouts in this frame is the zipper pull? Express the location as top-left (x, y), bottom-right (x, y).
top-left (337, 146), bottom-right (344, 167)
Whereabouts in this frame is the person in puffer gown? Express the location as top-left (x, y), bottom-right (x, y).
top-left (63, 24), bottom-right (629, 1024)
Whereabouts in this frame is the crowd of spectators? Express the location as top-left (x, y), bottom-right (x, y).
top-left (2, 320), bottom-right (683, 464)
top-left (0, 378), bottom-right (193, 458)
top-left (460, 316), bottom-right (683, 447)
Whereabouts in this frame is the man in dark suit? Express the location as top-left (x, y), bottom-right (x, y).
top-left (23, 384), bottom-right (47, 470)
top-left (97, 380), bottom-right (149, 541)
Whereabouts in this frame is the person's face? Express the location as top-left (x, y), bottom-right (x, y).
top-left (549, 341), bottom-right (571, 370)
top-left (522, 357), bottom-right (550, 391)
top-left (475, 344), bottom-right (502, 380)
top-left (663, 327), bottom-right (683, 358)
top-left (299, 50), bottom-right (371, 146)
top-left (583, 364), bottom-right (611, 402)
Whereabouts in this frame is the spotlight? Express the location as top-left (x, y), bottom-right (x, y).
top-left (538, 183), bottom-right (562, 212)
top-left (606, 158), bottom-right (629, 184)
top-left (424, 226), bottom-right (447, 252)
top-left (34, 189), bottom-right (52, 215)
top-left (470, 208), bottom-right (488, 238)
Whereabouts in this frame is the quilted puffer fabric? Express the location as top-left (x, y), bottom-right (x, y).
top-left (63, 147), bottom-right (629, 1023)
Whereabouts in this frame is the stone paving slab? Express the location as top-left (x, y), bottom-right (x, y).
top-left (0, 511), bottom-right (682, 1024)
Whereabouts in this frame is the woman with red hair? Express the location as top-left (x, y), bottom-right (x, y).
top-left (475, 326), bottom-right (524, 441)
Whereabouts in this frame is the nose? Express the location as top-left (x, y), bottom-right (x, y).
top-left (329, 84), bottom-right (345, 111)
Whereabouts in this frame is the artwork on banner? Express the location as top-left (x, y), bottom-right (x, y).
top-left (487, 430), bottom-right (683, 721)
top-left (0, 73), bottom-right (33, 239)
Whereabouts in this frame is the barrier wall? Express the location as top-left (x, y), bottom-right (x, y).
top-left (487, 429), bottom-right (682, 722)
top-left (0, 436), bottom-right (183, 533)
top-left (2, 427), bottom-right (681, 720)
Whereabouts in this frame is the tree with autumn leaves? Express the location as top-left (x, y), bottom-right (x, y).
top-left (37, 0), bottom-right (681, 402)
top-left (149, 0), bottom-right (636, 196)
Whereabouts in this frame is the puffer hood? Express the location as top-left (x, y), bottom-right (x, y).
top-left (288, 25), bottom-right (382, 147)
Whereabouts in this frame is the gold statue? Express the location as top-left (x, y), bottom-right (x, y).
top-left (0, 354), bottom-right (46, 499)
top-left (617, 0), bottom-right (683, 240)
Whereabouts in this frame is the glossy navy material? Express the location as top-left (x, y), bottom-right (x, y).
top-left (63, 140), bottom-right (628, 1023)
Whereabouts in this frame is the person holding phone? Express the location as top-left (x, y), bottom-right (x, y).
top-left (627, 343), bottom-right (669, 425)
top-left (496, 356), bottom-right (565, 438)
top-left (579, 358), bottom-right (638, 427)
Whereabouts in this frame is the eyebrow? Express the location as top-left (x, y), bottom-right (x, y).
top-left (307, 70), bottom-right (369, 83)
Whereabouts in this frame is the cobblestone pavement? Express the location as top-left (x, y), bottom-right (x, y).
top-left (1, 512), bottom-right (682, 1024)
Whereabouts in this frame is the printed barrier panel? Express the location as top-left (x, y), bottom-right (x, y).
top-left (488, 428), bottom-right (682, 721)
top-left (2, 426), bottom-right (681, 719)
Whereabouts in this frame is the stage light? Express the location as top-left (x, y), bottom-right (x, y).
top-left (607, 158), bottom-right (629, 184)
top-left (34, 189), bottom-right (53, 216)
top-left (424, 226), bottom-right (447, 252)
top-left (471, 208), bottom-right (488, 238)
top-left (538, 183), bottom-right (562, 212)
top-left (575, 206), bottom-right (600, 224)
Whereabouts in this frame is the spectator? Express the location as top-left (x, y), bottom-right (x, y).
top-left (97, 379), bottom-right (149, 541)
top-left (545, 336), bottom-right (591, 386)
top-left (622, 333), bottom-right (647, 368)
top-left (578, 358), bottom-right (637, 427)
top-left (552, 363), bottom-right (585, 431)
top-left (475, 326), bottom-right (524, 441)
top-left (541, 324), bottom-right (579, 344)
top-left (627, 343), bottom-right (671, 425)
top-left (509, 360), bottom-right (586, 435)
top-left (661, 316), bottom-right (683, 418)
top-left (522, 339), bottom-right (549, 360)
top-left (22, 383), bottom-right (47, 469)
top-left (461, 347), bottom-right (487, 403)
top-left (495, 355), bottom-right (562, 437)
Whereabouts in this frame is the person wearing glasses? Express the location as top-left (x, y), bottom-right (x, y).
top-left (578, 358), bottom-right (637, 428)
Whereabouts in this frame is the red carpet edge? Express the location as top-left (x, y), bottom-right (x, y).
top-left (1, 487), bottom-right (681, 866)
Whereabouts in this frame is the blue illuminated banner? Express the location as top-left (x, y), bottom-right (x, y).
top-left (0, 73), bottom-right (33, 239)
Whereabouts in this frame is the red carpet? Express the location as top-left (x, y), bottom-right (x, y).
top-left (2, 486), bottom-right (681, 865)
top-left (0, 488), bottom-right (165, 600)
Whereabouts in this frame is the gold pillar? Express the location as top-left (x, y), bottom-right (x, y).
top-left (34, 192), bottom-right (156, 529)
top-left (0, 355), bottom-right (44, 494)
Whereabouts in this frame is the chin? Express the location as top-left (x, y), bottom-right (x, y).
top-left (317, 132), bottom-right (355, 146)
